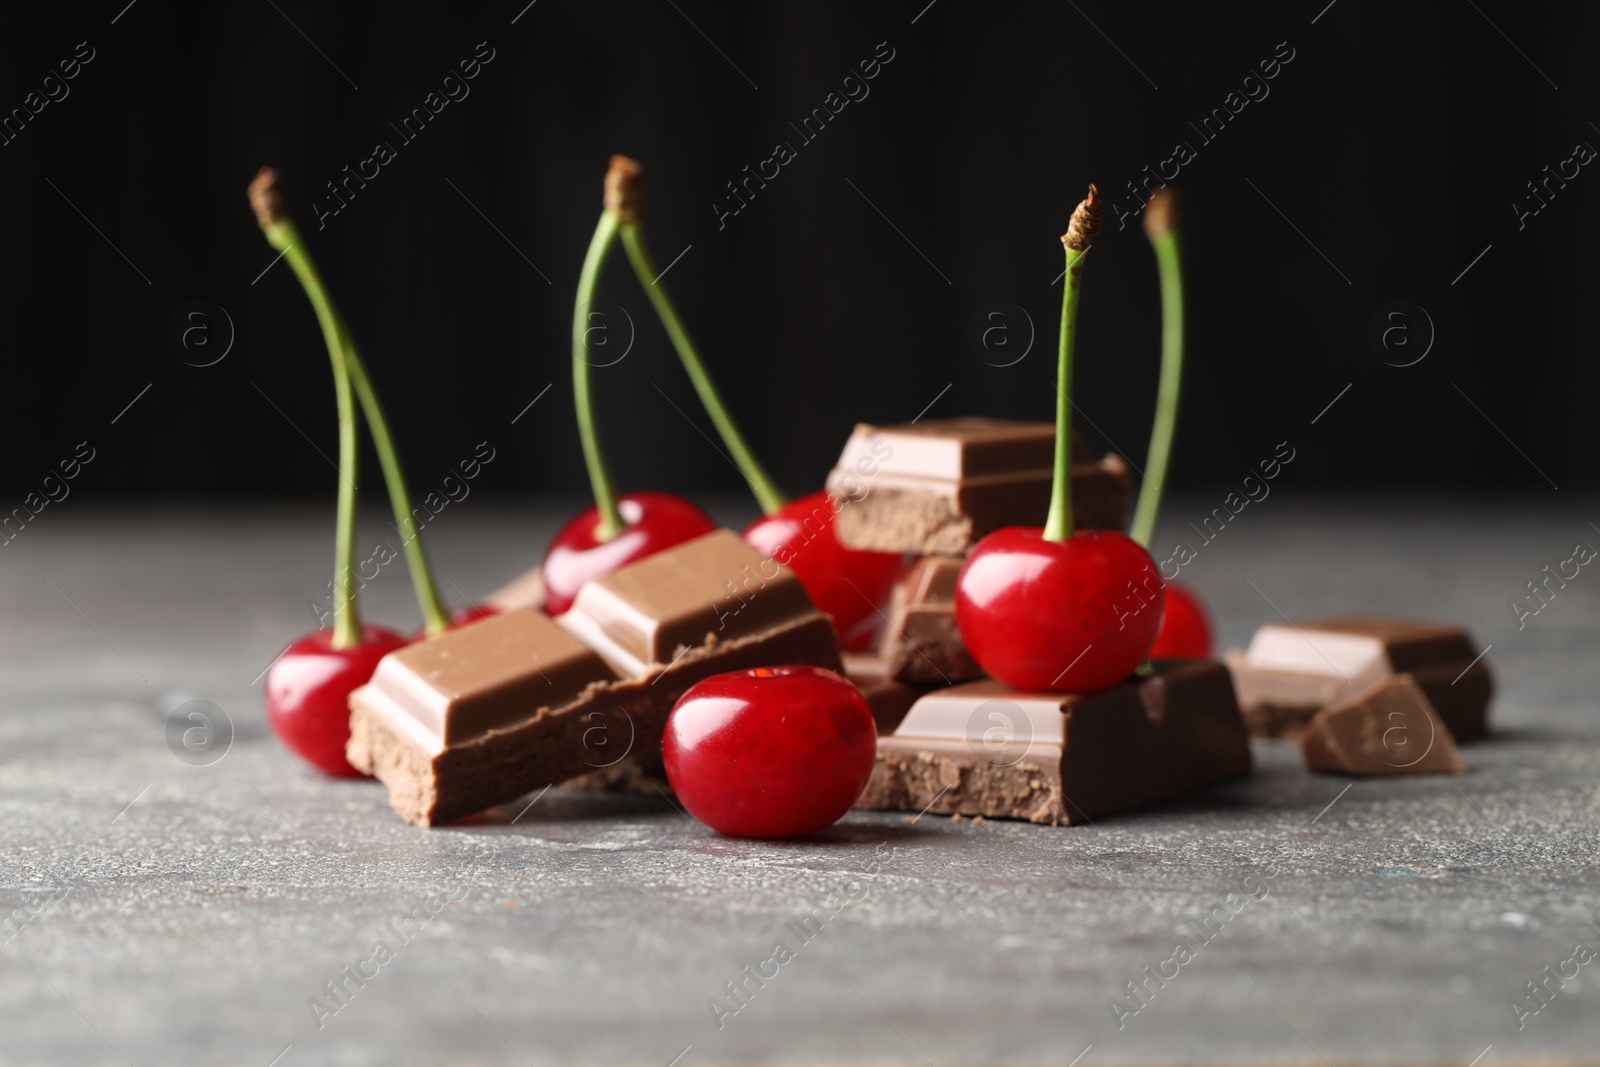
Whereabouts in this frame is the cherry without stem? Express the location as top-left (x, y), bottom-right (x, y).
top-left (1150, 581), bottom-right (1214, 659)
top-left (956, 527), bottom-right (1164, 693)
top-left (662, 665), bottom-right (877, 838)
top-left (542, 491), bottom-right (717, 615)
top-left (741, 490), bottom-right (901, 652)
top-left (265, 626), bottom-right (409, 777)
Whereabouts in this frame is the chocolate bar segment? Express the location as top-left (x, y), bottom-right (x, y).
top-left (842, 651), bottom-right (932, 733)
top-left (856, 660), bottom-right (1251, 825)
top-left (1227, 616), bottom-right (1490, 740)
top-left (827, 418), bottom-right (1132, 556)
top-left (347, 609), bottom-right (637, 826)
top-left (556, 529), bottom-right (838, 679)
top-left (878, 556), bottom-right (983, 684)
top-left (1300, 674), bottom-right (1466, 776)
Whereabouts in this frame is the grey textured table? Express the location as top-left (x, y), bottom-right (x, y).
top-left (3, 498), bottom-right (1598, 1066)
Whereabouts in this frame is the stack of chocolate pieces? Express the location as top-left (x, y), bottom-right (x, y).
top-left (827, 417), bottom-right (1132, 702)
top-left (1226, 616), bottom-right (1491, 775)
top-left (825, 417), bottom-right (1253, 824)
top-left (347, 530), bottom-right (841, 825)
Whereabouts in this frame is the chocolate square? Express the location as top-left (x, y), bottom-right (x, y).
top-left (857, 660), bottom-right (1252, 825)
top-left (347, 609), bottom-right (637, 826)
top-left (555, 529), bottom-right (837, 679)
top-left (1300, 674), bottom-right (1466, 776)
top-left (827, 418), bottom-right (1131, 555)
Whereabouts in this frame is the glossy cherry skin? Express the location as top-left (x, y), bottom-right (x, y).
top-left (955, 527), bottom-right (1164, 693)
top-left (1150, 582), bottom-right (1215, 659)
top-left (265, 626), bottom-right (409, 777)
top-left (542, 492), bottom-right (717, 615)
top-left (662, 665), bottom-right (877, 838)
top-left (741, 491), bottom-right (902, 651)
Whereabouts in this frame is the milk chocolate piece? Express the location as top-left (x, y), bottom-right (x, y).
top-left (347, 608), bottom-right (643, 826)
top-left (842, 651), bottom-right (932, 733)
top-left (878, 556), bottom-right (983, 684)
top-left (482, 564), bottom-right (546, 612)
top-left (555, 529), bottom-right (840, 679)
top-left (856, 660), bottom-right (1251, 825)
top-left (827, 418), bottom-right (1132, 555)
top-left (350, 530), bottom-right (842, 826)
top-left (1300, 674), bottom-right (1466, 776)
top-left (1227, 616), bottom-right (1491, 741)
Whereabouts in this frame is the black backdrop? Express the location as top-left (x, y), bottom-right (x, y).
top-left (1, 0), bottom-right (1591, 503)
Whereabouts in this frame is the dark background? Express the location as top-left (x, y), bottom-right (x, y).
top-left (1, 0), bottom-right (1591, 505)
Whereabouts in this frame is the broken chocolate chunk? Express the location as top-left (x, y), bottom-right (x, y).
top-left (1300, 674), bottom-right (1466, 776)
top-left (856, 659), bottom-right (1251, 825)
top-left (827, 417), bottom-right (1132, 556)
top-left (555, 529), bottom-right (839, 679)
top-left (878, 556), bottom-right (984, 684)
top-left (347, 608), bottom-right (641, 826)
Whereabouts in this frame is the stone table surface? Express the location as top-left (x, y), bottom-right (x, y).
top-left (2, 498), bottom-right (1598, 1067)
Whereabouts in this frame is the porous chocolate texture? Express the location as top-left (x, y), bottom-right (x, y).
top-left (827, 417), bottom-right (1132, 556)
top-left (1227, 616), bottom-right (1491, 741)
top-left (857, 660), bottom-right (1252, 825)
top-left (1300, 674), bottom-right (1466, 776)
top-left (350, 530), bottom-right (842, 826)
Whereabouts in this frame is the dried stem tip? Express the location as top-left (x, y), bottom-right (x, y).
top-left (604, 154), bottom-right (645, 224)
top-left (1060, 184), bottom-right (1102, 252)
top-left (248, 167), bottom-right (288, 231)
top-left (1144, 187), bottom-right (1179, 239)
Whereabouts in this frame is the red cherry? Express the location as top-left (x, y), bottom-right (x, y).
top-left (542, 492), bottom-right (717, 615)
top-left (265, 626), bottom-right (409, 777)
top-left (741, 490), bottom-right (901, 652)
top-left (955, 527), bottom-right (1163, 692)
top-left (662, 665), bottom-right (877, 837)
top-left (1150, 582), bottom-right (1214, 659)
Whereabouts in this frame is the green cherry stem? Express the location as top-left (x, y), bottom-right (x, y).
top-left (617, 222), bottom-right (787, 515)
top-left (573, 208), bottom-right (626, 541)
top-left (603, 155), bottom-right (786, 516)
top-left (339, 322), bottom-right (451, 636)
top-left (250, 169), bottom-right (362, 650)
top-left (1043, 184), bottom-right (1102, 543)
top-left (1129, 188), bottom-right (1183, 550)
top-left (251, 168), bottom-right (452, 639)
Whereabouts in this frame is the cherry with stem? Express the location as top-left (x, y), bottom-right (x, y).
top-left (1130, 188), bottom-right (1213, 658)
top-left (542, 157), bottom-right (716, 616)
top-left (250, 169), bottom-right (453, 775)
top-left (610, 155), bottom-right (900, 647)
top-left (955, 184), bottom-right (1165, 693)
